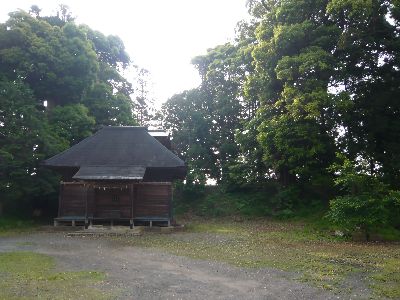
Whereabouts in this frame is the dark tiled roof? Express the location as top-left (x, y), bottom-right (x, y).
top-left (73, 166), bottom-right (146, 180)
top-left (44, 126), bottom-right (185, 168)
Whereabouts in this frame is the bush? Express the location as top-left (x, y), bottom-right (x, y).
top-left (328, 195), bottom-right (388, 239)
top-left (327, 154), bottom-right (400, 240)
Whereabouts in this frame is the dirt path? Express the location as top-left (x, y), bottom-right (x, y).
top-left (0, 232), bottom-right (341, 299)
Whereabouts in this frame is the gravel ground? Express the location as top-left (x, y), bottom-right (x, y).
top-left (0, 231), bottom-right (342, 300)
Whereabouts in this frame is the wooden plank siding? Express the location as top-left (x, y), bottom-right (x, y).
top-left (58, 182), bottom-right (172, 220)
top-left (94, 187), bottom-right (131, 218)
top-left (59, 182), bottom-right (86, 217)
top-left (135, 183), bottom-right (171, 218)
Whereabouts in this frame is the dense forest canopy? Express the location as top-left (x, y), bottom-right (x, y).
top-left (0, 6), bottom-right (150, 214)
top-left (161, 0), bottom-right (400, 234)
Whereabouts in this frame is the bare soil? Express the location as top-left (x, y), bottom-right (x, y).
top-left (0, 230), bottom-right (349, 299)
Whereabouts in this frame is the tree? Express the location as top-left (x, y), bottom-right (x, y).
top-left (0, 7), bottom-right (139, 215)
top-left (0, 9), bottom-right (137, 126)
top-left (162, 89), bottom-right (216, 184)
top-left (0, 11), bottom-right (99, 107)
top-left (327, 0), bottom-right (400, 187)
top-left (29, 5), bottom-right (41, 18)
top-left (48, 104), bottom-right (95, 146)
top-left (245, 1), bottom-right (340, 189)
top-left (83, 82), bottom-right (136, 127)
top-left (133, 68), bottom-right (155, 126)
top-left (0, 79), bottom-right (64, 214)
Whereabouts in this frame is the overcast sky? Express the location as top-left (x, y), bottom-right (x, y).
top-left (1, 1), bottom-right (249, 106)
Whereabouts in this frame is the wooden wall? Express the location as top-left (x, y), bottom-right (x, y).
top-left (58, 182), bottom-right (172, 220)
top-left (94, 187), bottom-right (130, 218)
top-left (58, 183), bottom-right (86, 217)
top-left (135, 183), bottom-right (171, 218)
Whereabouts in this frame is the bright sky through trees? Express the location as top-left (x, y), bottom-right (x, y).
top-left (0, 0), bottom-right (248, 106)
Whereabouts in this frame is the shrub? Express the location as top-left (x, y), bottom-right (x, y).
top-left (327, 154), bottom-right (400, 240)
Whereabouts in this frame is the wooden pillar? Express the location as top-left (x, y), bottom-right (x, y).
top-left (57, 182), bottom-right (64, 218)
top-left (129, 183), bottom-right (135, 229)
top-left (130, 183), bottom-right (134, 227)
top-left (133, 183), bottom-right (138, 220)
top-left (93, 184), bottom-right (97, 219)
top-left (85, 183), bottom-right (89, 228)
top-left (169, 183), bottom-right (173, 225)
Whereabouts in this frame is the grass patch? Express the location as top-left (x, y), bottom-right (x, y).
top-left (0, 251), bottom-right (110, 300)
top-left (0, 217), bottom-right (37, 237)
top-left (125, 219), bottom-right (400, 297)
top-left (371, 259), bottom-right (400, 298)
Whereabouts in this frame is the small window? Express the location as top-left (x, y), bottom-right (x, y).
top-left (112, 195), bottom-right (119, 202)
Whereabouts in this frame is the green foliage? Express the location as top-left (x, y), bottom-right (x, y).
top-left (250, 1), bottom-right (340, 188)
top-left (0, 79), bottom-right (64, 212)
top-left (49, 104), bottom-right (95, 145)
top-left (83, 82), bottom-right (136, 126)
top-left (227, 116), bottom-right (267, 188)
top-left (163, 89), bottom-right (218, 183)
top-left (2, 0), bottom-right (399, 236)
top-left (161, 0), bottom-right (400, 235)
top-left (163, 42), bottom-right (249, 183)
top-left (327, 155), bottom-right (400, 239)
top-left (0, 217), bottom-right (35, 236)
top-left (174, 185), bottom-right (272, 218)
top-left (173, 182), bottom-right (313, 219)
top-left (0, 11), bottom-right (99, 106)
top-left (0, 7), bottom-right (138, 215)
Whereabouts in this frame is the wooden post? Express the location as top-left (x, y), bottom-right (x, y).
top-left (169, 183), bottom-right (173, 226)
top-left (85, 183), bottom-right (89, 228)
top-left (93, 185), bottom-right (97, 219)
top-left (57, 182), bottom-right (64, 218)
top-left (133, 183), bottom-right (138, 226)
top-left (130, 183), bottom-right (134, 229)
top-left (134, 184), bottom-right (138, 213)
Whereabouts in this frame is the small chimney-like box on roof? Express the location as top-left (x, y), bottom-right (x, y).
top-left (148, 129), bottom-right (172, 150)
top-left (43, 126), bottom-right (186, 228)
